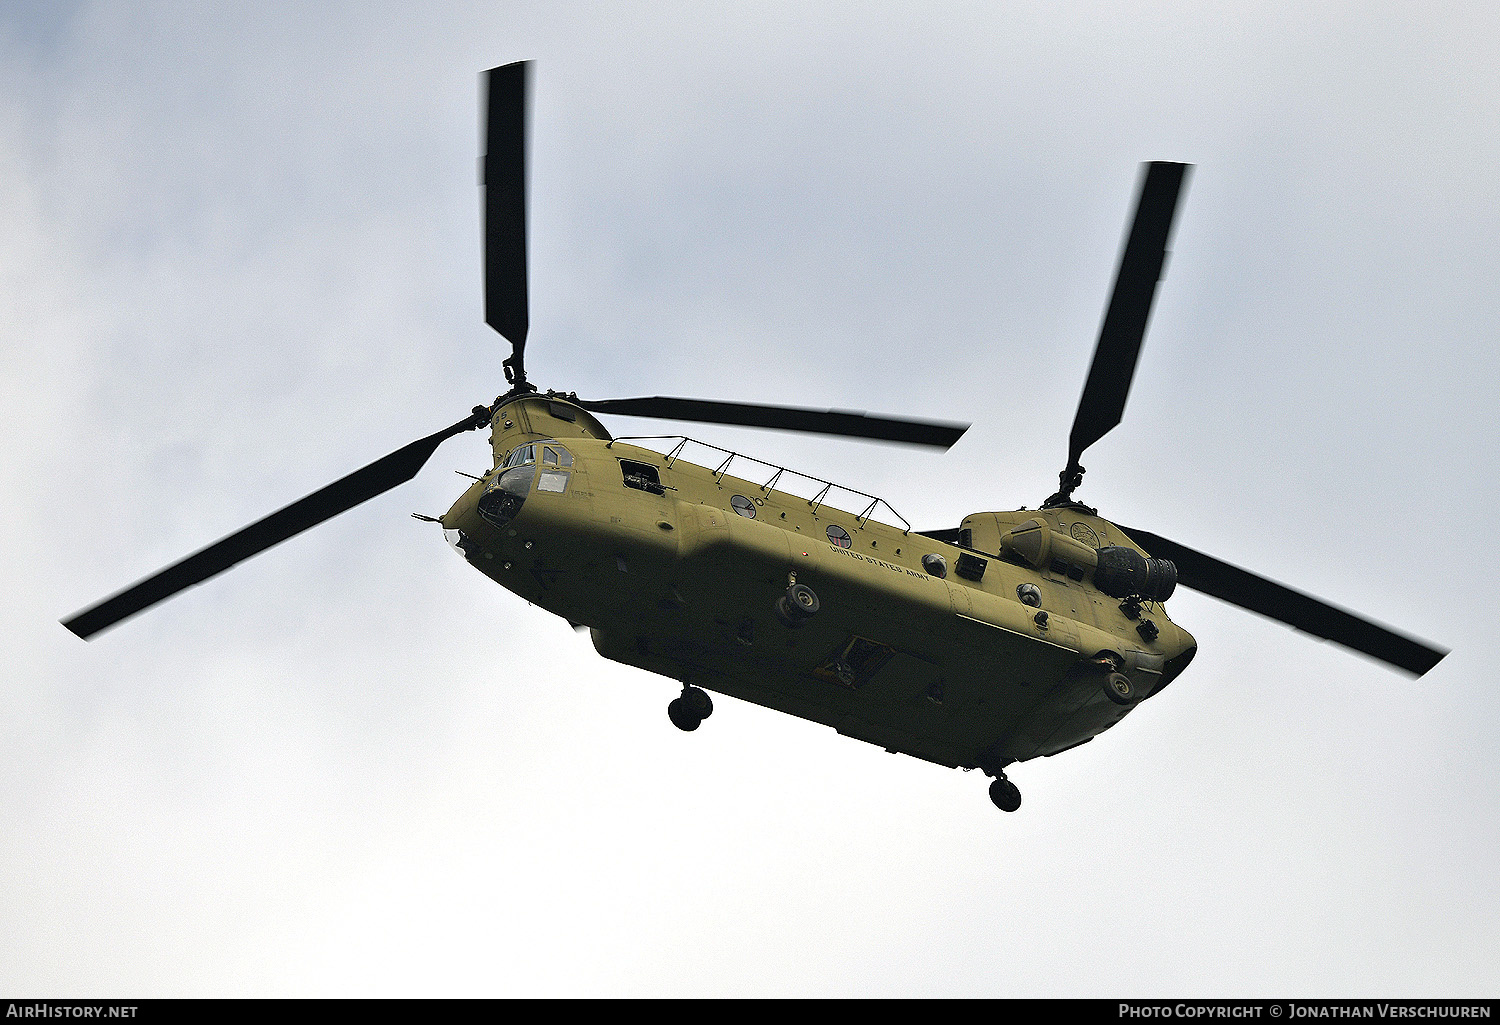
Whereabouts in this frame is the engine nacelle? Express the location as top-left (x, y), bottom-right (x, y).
top-left (1092, 545), bottom-right (1177, 602)
top-left (992, 516), bottom-right (1177, 601)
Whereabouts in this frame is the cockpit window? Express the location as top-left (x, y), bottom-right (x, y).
top-left (541, 445), bottom-right (573, 468)
top-left (503, 441), bottom-right (572, 470)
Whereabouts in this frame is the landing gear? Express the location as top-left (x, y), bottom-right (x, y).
top-left (668, 684), bottom-right (714, 732)
top-left (1101, 671), bottom-right (1136, 706)
top-left (978, 751), bottom-right (1022, 813)
top-left (988, 776), bottom-right (1022, 813)
top-left (775, 582), bottom-right (820, 628)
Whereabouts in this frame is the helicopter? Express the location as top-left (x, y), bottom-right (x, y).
top-left (63, 61), bottom-right (1447, 814)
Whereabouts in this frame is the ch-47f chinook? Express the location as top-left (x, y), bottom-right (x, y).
top-left (64, 62), bottom-right (1446, 814)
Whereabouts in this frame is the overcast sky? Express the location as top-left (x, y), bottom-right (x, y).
top-left (3, 0), bottom-right (1498, 998)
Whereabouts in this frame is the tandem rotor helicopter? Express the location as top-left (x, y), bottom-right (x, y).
top-left (64, 62), bottom-right (1447, 814)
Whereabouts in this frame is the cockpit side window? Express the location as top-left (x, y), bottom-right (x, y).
top-left (541, 445), bottom-right (573, 467)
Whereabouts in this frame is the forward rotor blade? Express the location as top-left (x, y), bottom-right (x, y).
top-left (63, 410), bottom-right (488, 640)
top-left (482, 61), bottom-right (530, 378)
top-left (576, 396), bottom-right (969, 449)
top-left (1115, 524), bottom-right (1447, 677)
top-left (1068, 161), bottom-right (1191, 466)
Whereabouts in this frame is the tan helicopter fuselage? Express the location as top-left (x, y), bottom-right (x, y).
top-left (440, 394), bottom-right (1196, 772)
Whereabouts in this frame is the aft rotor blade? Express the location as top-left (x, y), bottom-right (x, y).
top-left (576, 396), bottom-right (969, 449)
top-left (1115, 524), bottom-right (1447, 677)
top-left (63, 410), bottom-right (488, 640)
top-left (482, 61), bottom-right (530, 378)
top-left (1068, 161), bottom-right (1191, 466)
top-left (915, 527), bottom-right (961, 544)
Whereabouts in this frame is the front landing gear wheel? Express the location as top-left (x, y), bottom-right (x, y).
top-left (989, 777), bottom-right (1022, 813)
top-left (775, 583), bottom-right (820, 628)
top-left (668, 685), bottom-right (714, 732)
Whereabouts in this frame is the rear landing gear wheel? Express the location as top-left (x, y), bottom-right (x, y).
top-left (668, 685), bottom-right (714, 732)
top-left (1102, 672), bottom-right (1136, 706)
top-left (668, 697), bottom-right (700, 732)
top-left (989, 777), bottom-right (1022, 813)
top-left (682, 685), bottom-right (713, 720)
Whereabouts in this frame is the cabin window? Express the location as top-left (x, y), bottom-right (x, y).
top-left (503, 444), bottom-right (535, 468)
top-left (731, 495), bottom-right (756, 519)
top-left (813, 636), bottom-right (896, 689)
top-left (956, 552), bottom-right (988, 581)
top-left (826, 524), bottom-right (852, 549)
top-left (620, 459), bottom-right (665, 496)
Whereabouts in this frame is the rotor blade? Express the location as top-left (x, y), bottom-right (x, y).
top-left (1067, 161), bottom-right (1191, 466)
top-left (576, 396), bottom-right (969, 449)
top-left (916, 527), bottom-right (961, 544)
top-left (482, 61), bottom-right (530, 376)
top-left (63, 410), bottom-right (488, 640)
top-left (1115, 524), bottom-right (1447, 677)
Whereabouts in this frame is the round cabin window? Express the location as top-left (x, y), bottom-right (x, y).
top-left (826, 524), bottom-right (852, 549)
top-left (731, 495), bottom-right (756, 519)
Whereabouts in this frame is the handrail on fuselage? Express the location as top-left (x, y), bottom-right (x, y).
top-left (605, 435), bottom-right (913, 533)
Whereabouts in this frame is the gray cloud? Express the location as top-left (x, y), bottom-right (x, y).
top-left (2, 0), bottom-right (1496, 997)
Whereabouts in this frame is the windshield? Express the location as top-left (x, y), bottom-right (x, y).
top-left (502, 441), bottom-right (572, 469)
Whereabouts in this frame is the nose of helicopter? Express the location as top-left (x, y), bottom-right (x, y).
top-left (437, 459), bottom-right (543, 564)
top-left (439, 476), bottom-right (490, 561)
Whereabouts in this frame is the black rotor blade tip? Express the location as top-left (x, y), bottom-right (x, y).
top-left (1114, 524), bottom-right (1447, 677)
top-left (62, 411), bottom-right (485, 639)
top-left (1067, 161), bottom-right (1193, 465)
top-left (482, 61), bottom-right (532, 358)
